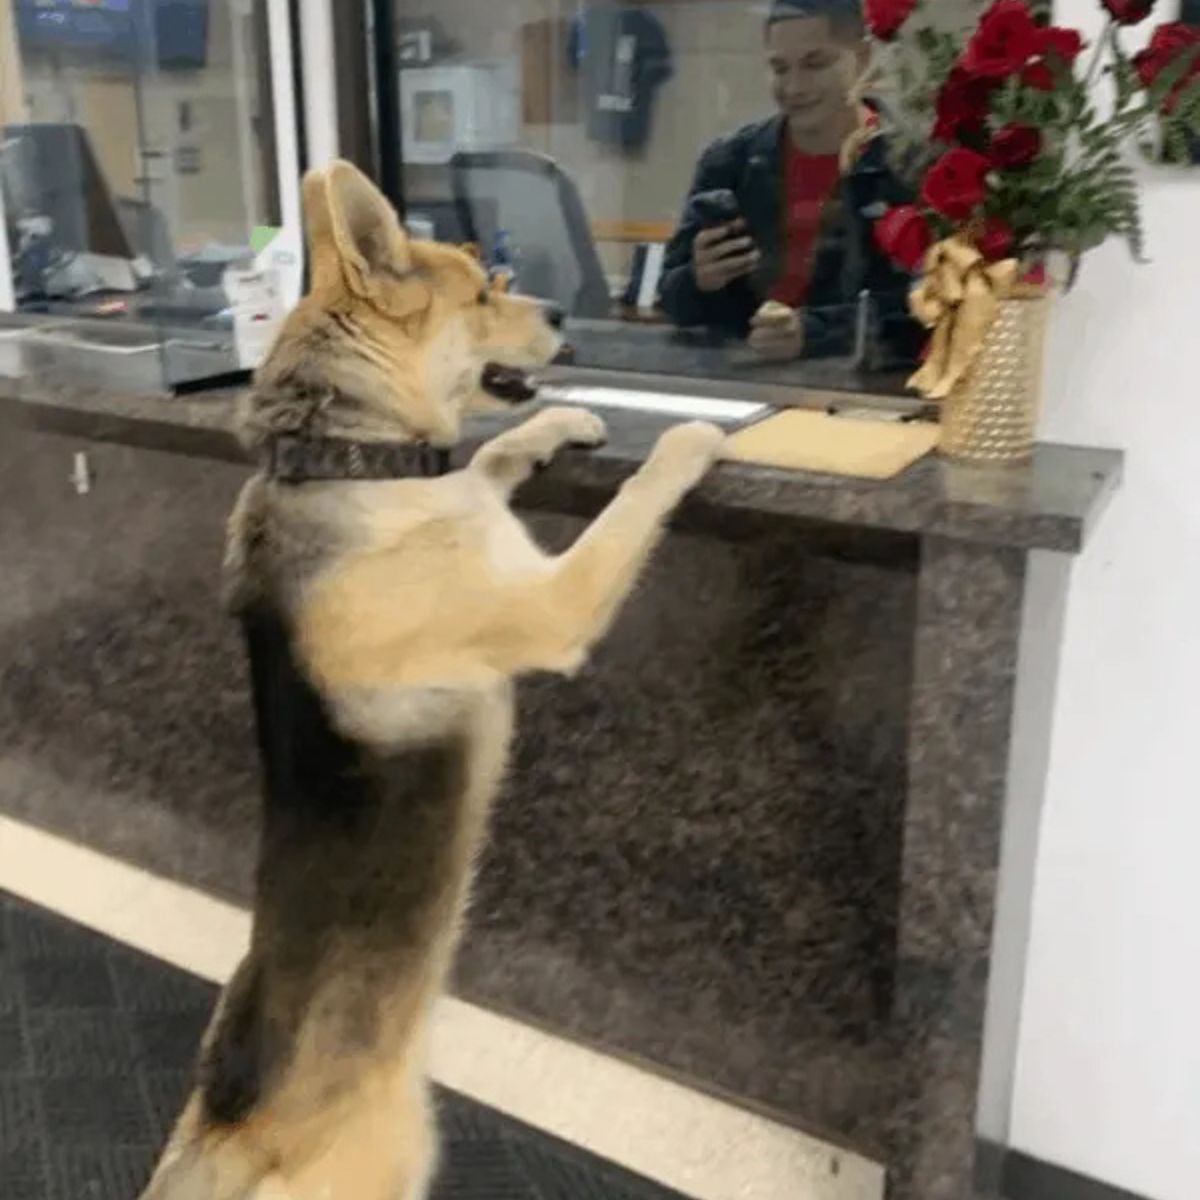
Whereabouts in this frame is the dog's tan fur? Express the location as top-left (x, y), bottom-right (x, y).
top-left (140, 160), bottom-right (723, 1200)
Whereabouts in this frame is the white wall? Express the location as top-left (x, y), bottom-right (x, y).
top-left (1009, 7), bottom-right (1200, 1196)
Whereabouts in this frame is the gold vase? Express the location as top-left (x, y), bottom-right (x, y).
top-left (939, 294), bottom-right (1049, 466)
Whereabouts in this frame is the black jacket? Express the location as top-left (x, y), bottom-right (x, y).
top-left (658, 115), bottom-right (925, 363)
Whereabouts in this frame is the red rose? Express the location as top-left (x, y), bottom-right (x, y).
top-left (933, 67), bottom-right (997, 142)
top-left (990, 123), bottom-right (1042, 167)
top-left (865, 0), bottom-right (918, 41)
top-left (1036, 26), bottom-right (1085, 64)
top-left (1135, 23), bottom-right (1200, 82)
top-left (921, 148), bottom-right (992, 221)
top-left (1102, 0), bottom-right (1155, 26)
top-left (977, 216), bottom-right (1016, 261)
top-left (1135, 22), bottom-right (1200, 109)
top-left (1134, 22), bottom-right (1193, 85)
top-left (874, 205), bottom-right (935, 271)
top-left (962, 0), bottom-right (1041, 79)
top-left (1021, 60), bottom-right (1056, 90)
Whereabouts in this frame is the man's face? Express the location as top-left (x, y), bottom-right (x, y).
top-left (766, 17), bottom-right (861, 138)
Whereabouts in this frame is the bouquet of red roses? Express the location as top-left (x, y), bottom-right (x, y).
top-left (867, 0), bottom-right (1200, 275)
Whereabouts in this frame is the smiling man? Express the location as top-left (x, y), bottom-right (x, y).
top-left (658, 0), bottom-right (923, 364)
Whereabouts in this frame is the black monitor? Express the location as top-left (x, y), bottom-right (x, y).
top-left (1, 123), bottom-right (133, 261)
top-left (14, 1), bottom-right (211, 70)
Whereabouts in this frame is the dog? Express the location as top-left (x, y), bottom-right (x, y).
top-left (138, 159), bottom-right (725, 1200)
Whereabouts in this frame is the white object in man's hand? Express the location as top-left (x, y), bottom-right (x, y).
top-left (693, 220), bottom-right (761, 293)
top-left (749, 300), bottom-right (805, 361)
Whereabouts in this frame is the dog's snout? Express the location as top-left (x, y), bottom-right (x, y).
top-left (543, 304), bottom-right (566, 331)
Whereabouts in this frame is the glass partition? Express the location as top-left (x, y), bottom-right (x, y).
top-left (381, 0), bottom-right (985, 397)
top-left (0, 0), bottom-right (302, 392)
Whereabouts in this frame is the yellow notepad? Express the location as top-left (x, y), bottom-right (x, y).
top-left (726, 409), bottom-right (940, 480)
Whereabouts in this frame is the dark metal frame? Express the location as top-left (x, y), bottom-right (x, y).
top-left (329, 0), bottom-right (374, 175)
top-left (286, 0), bottom-right (308, 176)
top-left (369, 0), bottom-right (405, 215)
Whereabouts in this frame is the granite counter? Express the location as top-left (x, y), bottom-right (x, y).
top-left (0, 367), bottom-right (1117, 551)
top-left (0, 374), bottom-right (1122, 1200)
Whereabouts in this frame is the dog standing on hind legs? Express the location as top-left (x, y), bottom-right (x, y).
top-left (139, 158), bottom-right (725, 1200)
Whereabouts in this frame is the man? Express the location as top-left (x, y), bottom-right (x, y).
top-left (658, 0), bottom-right (922, 363)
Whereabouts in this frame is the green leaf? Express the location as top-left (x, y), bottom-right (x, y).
top-left (1112, 53), bottom-right (1139, 110)
top-left (1164, 123), bottom-right (1191, 163)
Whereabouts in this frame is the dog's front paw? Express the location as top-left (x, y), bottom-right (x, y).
top-left (544, 405), bottom-right (608, 449)
top-left (647, 421), bottom-right (726, 490)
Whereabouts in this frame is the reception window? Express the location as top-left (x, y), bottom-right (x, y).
top-left (375, 1), bottom-right (985, 395)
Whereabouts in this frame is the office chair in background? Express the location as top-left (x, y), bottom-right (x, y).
top-left (450, 149), bottom-right (612, 319)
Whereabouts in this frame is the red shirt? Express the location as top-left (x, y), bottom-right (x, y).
top-left (769, 141), bottom-right (842, 308)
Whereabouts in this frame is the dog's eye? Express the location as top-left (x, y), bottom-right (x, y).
top-left (477, 289), bottom-right (489, 306)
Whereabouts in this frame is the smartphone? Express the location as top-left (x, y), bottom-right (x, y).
top-left (688, 188), bottom-right (741, 234)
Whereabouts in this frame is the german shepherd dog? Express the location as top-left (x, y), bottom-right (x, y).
top-left (139, 160), bottom-right (725, 1200)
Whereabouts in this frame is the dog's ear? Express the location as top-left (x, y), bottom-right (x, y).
top-left (324, 160), bottom-right (413, 279)
top-left (304, 160), bottom-right (418, 305)
top-left (303, 166), bottom-right (341, 297)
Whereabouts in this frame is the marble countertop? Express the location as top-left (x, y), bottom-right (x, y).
top-left (0, 367), bottom-right (1122, 554)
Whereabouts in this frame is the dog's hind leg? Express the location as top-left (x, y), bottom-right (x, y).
top-left (397, 1082), bottom-right (439, 1200)
top-left (137, 1093), bottom-right (278, 1200)
top-left (141, 1079), bottom-right (436, 1200)
top-left (264, 1071), bottom-right (437, 1200)
top-left (470, 405), bottom-right (607, 496)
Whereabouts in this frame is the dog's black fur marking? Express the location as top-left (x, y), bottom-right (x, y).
top-left (196, 611), bottom-right (470, 1127)
top-left (201, 959), bottom-right (276, 1127)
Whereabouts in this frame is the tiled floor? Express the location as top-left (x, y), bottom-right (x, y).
top-left (0, 889), bottom-right (695, 1200)
top-left (0, 816), bottom-right (884, 1200)
top-left (2, 891), bottom-right (209, 1199)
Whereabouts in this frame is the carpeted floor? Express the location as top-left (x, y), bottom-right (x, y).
top-left (0, 889), bottom-right (686, 1200)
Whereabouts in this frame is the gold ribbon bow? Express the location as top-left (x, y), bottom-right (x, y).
top-left (907, 236), bottom-right (1021, 400)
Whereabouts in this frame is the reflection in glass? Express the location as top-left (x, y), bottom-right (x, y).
top-left (392, 0), bottom-right (944, 394)
top-left (659, 2), bottom-right (923, 369)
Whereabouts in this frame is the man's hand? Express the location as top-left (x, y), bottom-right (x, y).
top-left (693, 221), bottom-right (761, 293)
top-left (748, 301), bottom-right (805, 361)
